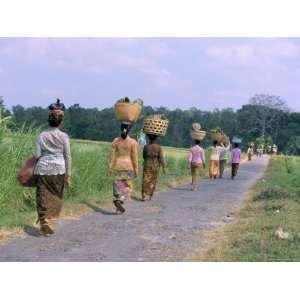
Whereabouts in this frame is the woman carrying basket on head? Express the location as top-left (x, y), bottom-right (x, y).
top-left (209, 141), bottom-right (223, 179)
top-left (188, 139), bottom-right (205, 191)
top-left (189, 123), bottom-right (206, 191)
top-left (141, 115), bottom-right (168, 201)
top-left (34, 99), bottom-right (72, 236)
top-left (109, 97), bottom-right (142, 214)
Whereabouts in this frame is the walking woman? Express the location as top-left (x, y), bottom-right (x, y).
top-left (34, 99), bottom-right (72, 235)
top-left (219, 142), bottom-right (230, 178)
top-left (209, 141), bottom-right (222, 179)
top-left (247, 145), bottom-right (254, 161)
top-left (231, 143), bottom-right (241, 179)
top-left (188, 139), bottom-right (205, 191)
top-left (109, 122), bottom-right (139, 214)
top-left (141, 134), bottom-right (166, 200)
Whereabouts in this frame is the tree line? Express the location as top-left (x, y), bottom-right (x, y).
top-left (2, 94), bottom-right (300, 155)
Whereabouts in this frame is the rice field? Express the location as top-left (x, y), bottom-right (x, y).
top-left (0, 131), bottom-right (190, 228)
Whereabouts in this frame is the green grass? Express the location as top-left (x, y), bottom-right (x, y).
top-left (196, 155), bottom-right (300, 261)
top-left (0, 131), bottom-right (190, 228)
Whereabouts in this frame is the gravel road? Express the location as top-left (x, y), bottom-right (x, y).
top-left (0, 156), bottom-right (269, 261)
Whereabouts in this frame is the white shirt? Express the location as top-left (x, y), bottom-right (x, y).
top-left (34, 127), bottom-right (72, 176)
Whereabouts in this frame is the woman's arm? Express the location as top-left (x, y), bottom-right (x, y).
top-left (131, 141), bottom-right (139, 177)
top-left (159, 146), bottom-right (166, 173)
top-left (200, 148), bottom-right (206, 164)
top-left (35, 136), bottom-right (42, 159)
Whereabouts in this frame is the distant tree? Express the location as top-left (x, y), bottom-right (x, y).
top-left (286, 136), bottom-right (300, 155)
top-left (237, 94), bottom-right (288, 148)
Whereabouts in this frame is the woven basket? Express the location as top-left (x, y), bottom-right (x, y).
top-left (114, 102), bottom-right (142, 122)
top-left (190, 130), bottom-right (206, 141)
top-left (210, 132), bottom-right (223, 142)
top-left (221, 134), bottom-right (230, 146)
top-left (143, 117), bottom-right (169, 136)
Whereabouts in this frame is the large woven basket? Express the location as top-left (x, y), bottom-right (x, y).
top-left (210, 132), bottom-right (223, 142)
top-left (143, 117), bottom-right (169, 136)
top-left (114, 102), bottom-right (142, 122)
top-left (221, 134), bottom-right (230, 146)
top-left (190, 130), bottom-right (206, 141)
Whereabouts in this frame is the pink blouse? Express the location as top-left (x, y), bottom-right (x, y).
top-left (232, 148), bottom-right (241, 163)
top-left (188, 145), bottom-right (205, 164)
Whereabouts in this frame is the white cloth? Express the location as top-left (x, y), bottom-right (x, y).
top-left (210, 145), bottom-right (223, 161)
top-left (34, 128), bottom-right (72, 176)
top-left (219, 144), bottom-right (231, 161)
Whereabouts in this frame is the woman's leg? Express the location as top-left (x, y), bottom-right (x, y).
top-left (113, 180), bottom-right (126, 214)
top-left (35, 175), bottom-right (65, 235)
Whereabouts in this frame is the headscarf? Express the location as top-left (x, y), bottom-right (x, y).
top-left (48, 99), bottom-right (66, 117)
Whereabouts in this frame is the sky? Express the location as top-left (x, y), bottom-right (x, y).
top-left (1, 37), bottom-right (300, 111)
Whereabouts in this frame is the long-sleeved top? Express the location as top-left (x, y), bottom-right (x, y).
top-left (188, 145), bottom-right (205, 164)
top-left (232, 148), bottom-right (242, 164)
top-left (219, 144), bottom-right (231, 161)
top-left (109, 136), bottom-right (139, 173)
top-left (34, 127), bottom-right (72, 176)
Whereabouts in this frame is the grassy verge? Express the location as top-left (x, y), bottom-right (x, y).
top-left (191, 155), bottom-right (300, 261)
top-left (0, 131), bottom-right (190, 230)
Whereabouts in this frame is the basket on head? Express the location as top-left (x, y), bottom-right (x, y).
top-left (190, 130), bottom-right (206, 141)
top-left (221, 134), bottom-right (230, 146)
top-left (114, 101), bottom-right (142, 123)
top-left (143, 115), bottom-right (169, 137)
top-left (210, 131), bottom-right (223, 142)
top-left (232, 137), bottom-right (242, 144)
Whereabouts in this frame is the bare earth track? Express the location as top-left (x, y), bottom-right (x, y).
top-left (0, 156), bottom-right (269, 262)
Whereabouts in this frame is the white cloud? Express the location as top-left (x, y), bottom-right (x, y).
top-left (206, 39), bottom-right (299, 67)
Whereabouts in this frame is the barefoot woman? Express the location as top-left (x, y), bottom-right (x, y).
top-left (34, 99), bottom-right (72, 235)
top-left (141, 134), bottom-right (166, 201)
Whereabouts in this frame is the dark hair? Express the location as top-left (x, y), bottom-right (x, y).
top-left (213, 140), bottom-right (218, 146)
top-left (48, 114), bottom-right (63, 127)
top-left (195, 139), bottom-right (201, 145)
top-left (147, 134), bottom-right (158, 143)
top-left (120, 123), bottom-right (132, 139)
top-left (234, 143), bottom-right (239, 148)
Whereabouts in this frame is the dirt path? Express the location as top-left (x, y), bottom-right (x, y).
top-left (0, 156), bottom-right (269, 262)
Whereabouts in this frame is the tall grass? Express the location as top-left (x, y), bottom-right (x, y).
top-left (0, 131), bottom-right (189, 228)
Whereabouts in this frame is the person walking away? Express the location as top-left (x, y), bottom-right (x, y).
top-left (141, 134), bottom-right (166, 200)
top-left (209, 140), bottom-right (222, 179)
top-left (219, 142), bottom-right (230, 178)
top-left (272, 144), bottom-right (278, 156)
top-left (109, 122), bottom-right (139, 214)
top-left (34, 99), bottom-right (72, 236)
top-left (247, 146), bottom-right (254, 161)
top-left (231, 143), bottom-right (241, 179)
top-left (188, 139), bottom-right (205, 191)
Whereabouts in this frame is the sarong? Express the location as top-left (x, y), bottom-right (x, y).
top-left (36, 174), bottom-right (65, 220)
top-left (231, 163), bottom-right (240, 178)
top-left (191, 162), bottom-right (203, 184)
top-left (142, 160), bottom-right (160, 196)
top-left (219, 159), bottom-right (226, 178)
top-left (209, 160), bottom-right (219, 178)
top-left (113, 170), bottom-right (134, 203)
